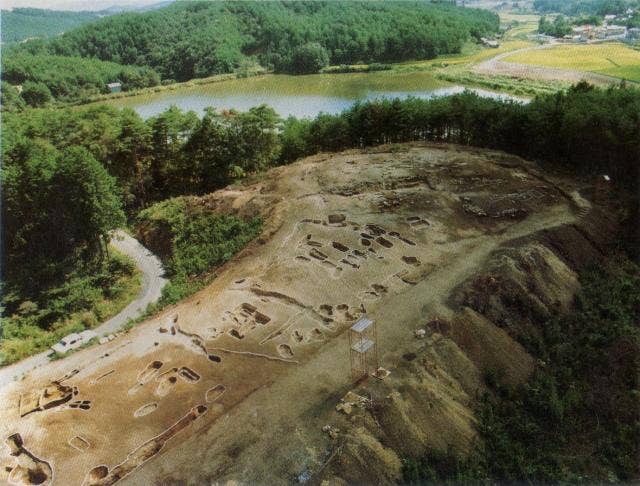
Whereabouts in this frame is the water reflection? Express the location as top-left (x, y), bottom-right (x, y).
top-left (106, 73), bottom-right (529, 119)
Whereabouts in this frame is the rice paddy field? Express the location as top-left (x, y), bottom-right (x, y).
top-left (504, 42), bottom-right (640, 82)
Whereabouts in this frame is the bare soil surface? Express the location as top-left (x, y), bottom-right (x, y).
top-left (0, 143), bottom-right (597, 485)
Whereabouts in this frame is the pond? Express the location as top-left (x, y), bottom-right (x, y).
top-left (104, 71), bottom-right (529, 119)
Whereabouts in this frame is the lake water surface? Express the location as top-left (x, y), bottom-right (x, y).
top-left (105, 71), bottom-right (528, 119)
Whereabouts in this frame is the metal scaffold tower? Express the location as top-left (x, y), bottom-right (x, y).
top-left (349, 316), bottom-right (378, 382)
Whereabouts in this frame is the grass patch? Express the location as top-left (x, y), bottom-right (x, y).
top-left (397, 40), bottom-right (533, 71)
top-left (504, 42), bottom-right (640, 82)
top-left (0, 248), bottom-right (141, 366)
top-left (435, 68), bottom-right (568, 96)
top-left (322, 63), bottom-right (392, 74)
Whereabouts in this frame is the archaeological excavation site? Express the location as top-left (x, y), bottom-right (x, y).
top-left (0, 142), bottom-right (620, 485)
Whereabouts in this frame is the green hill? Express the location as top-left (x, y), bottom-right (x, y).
top-left (2, 1), bottom-right (499, 106)
top-left (31, 1), bottom-right (499, 81)
top-left (1, 8), bottom-right (104, 44)
top-left (1, 53), bottom-right (160, 107)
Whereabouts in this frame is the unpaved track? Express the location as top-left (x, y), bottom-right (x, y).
top-left (0, 231), bottom-right (167, 386)
top-left (474, 43), bottom-right (624, 85)
top-left (102, 230), bottom-right (168, 334)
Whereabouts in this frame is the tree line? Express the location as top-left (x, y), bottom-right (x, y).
top-left (538, 15), bottom-right (574, 37)
top-left (280, 83), bottom-right (639, 187)
top-left (1, 7), bottom-right (104, 44)
top-left (3, 82), bottom-right (639, 308)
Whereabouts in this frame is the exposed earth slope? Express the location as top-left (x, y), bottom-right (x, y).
top-left (0, 143), bottom-right (615, 485)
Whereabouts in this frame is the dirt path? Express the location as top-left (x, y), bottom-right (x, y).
top-left (473, 43), bottom-right (624, 85)
top-left (0, 231), bottom-right (167, 387)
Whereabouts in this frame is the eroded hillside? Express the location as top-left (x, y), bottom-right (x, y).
top-left (0, 143), bottom-right (615, 485)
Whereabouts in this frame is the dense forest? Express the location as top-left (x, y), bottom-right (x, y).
top-left (0, 8), bottom-right (104, 44)
top-left (1, 102), bottom-right (279, 298)
top-left (2, 0), bottom-right (499, 105)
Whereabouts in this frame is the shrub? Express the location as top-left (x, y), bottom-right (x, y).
top-left (136, 198), bottom-right (262, 310)
top-left (21, 80), bottom-right (51, 107)
top-left (287, 43), bottom-right (330, 74)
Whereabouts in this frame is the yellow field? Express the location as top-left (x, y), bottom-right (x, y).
top-left (499, 13), bottom-right (540, 23)
top-left (504, 43), bottom-right (640, 82)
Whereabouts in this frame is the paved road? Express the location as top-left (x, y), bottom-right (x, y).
top-left (0, 231), bottom-right (167, 386)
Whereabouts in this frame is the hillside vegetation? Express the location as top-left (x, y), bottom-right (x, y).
top-left (136, 198), bottom-right (262, 311)
top-left (0, 251), bottom-right (140, 365)
top-left (2, 0), bottom-right (498, 104)
top-left (0, 8), bottom-right (103, 44)
top-left (404, 256), bottom-right (640, 483)
top-left (533, 0), bottom-right (639, 15)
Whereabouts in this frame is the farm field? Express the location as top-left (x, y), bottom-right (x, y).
top-left (504, 42), bottom-right (640, 82)
top-left (499, 13), bottom-right (540, 40)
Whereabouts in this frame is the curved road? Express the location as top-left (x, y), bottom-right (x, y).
top-left (0, 230), bottom-right (167, 386)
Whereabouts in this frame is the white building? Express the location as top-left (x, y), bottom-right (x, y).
top-left (107, 82), bottom-right (122, 93)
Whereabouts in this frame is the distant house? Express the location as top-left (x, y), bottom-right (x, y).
top-left (593, 24), bottom-right (627, 39)
top-left (480, 37), bottom-right (499, 48)
top-left (604, 24), bottom-right (628, 38)
top-left (572, 25), bottom-right (593, 41)
top-left (628, 28), bottom-right (640, 39)
top-left (107, 82), bottom-right (122, 93)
